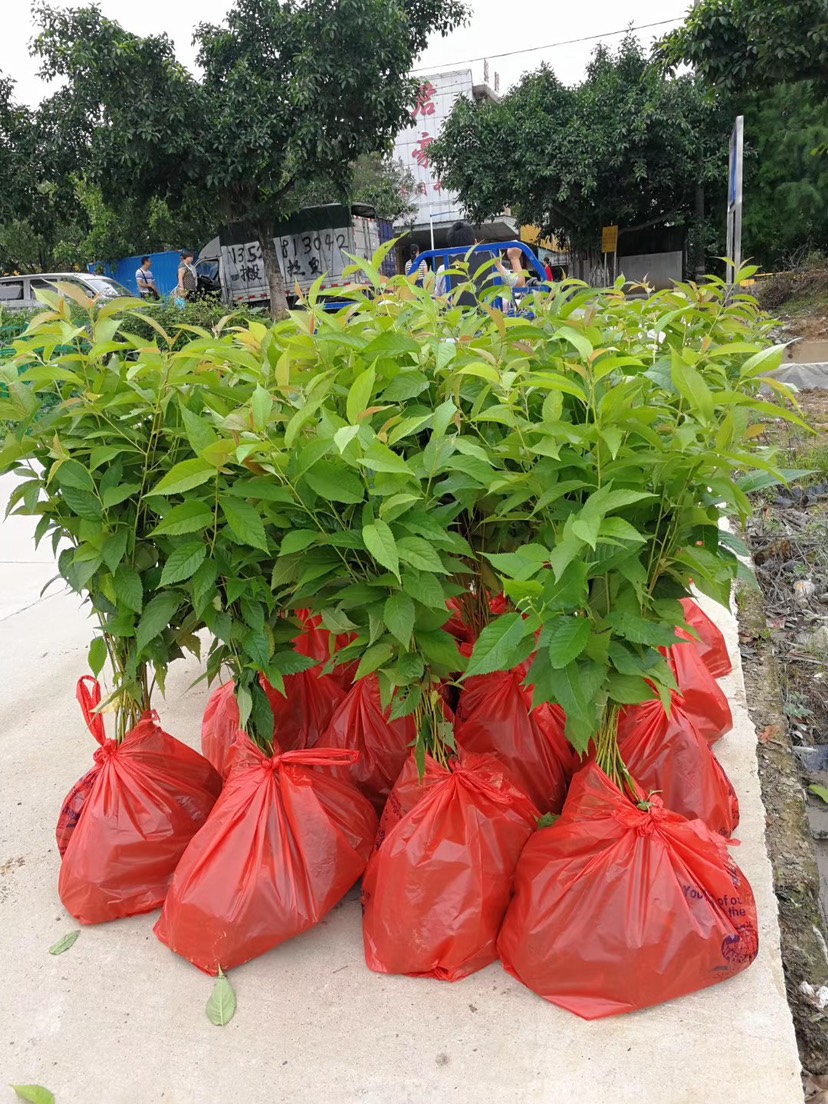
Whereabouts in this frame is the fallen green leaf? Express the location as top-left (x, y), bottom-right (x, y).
top-left (809, 784), bottom-right (828, 805)
top-left (10, 1086), bottom-right (55, 1104)
top-left (206, 968), bottom-right (237, 1027)
top-left (48, 931), bottom-right (80, 956)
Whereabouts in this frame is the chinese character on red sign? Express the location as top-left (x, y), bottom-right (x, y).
top-left (412, 81), bottom-right (437, 121)
top-left (411, 132), bottom-right (434, 168)
top-left (433, 180), bottom-right (444, 193)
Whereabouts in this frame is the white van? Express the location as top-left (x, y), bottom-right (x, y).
top-left (0, 272), bottom-right (132, 312)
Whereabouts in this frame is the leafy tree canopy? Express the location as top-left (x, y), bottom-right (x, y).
top-left (291, 153), bottom-right (417, 222)
top-left (430, 36), bottom-right (727, 254)
top-left (658, 0), bottom-right (828, 94)
top-left (739, 81), bottom-right (828, 267)
top-left (31, 0), bottom-right (466, 313)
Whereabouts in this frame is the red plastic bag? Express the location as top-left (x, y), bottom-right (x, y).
top-left (362, 751), bottom-right (539, 980)
top-left (201, 671), bottom-right (345, 777)
top-left (315, 675), bottom-right (415, 811)
top-left (55, 765), bottom-right (98, 858)
top-left (59, 677), bottom-right (222, 925)
top-left (617, 697), bottom-right (739, 836)
top-left (154, 736), bottom-right (378, 974)
top-left (667, 638), bottom-right (732, 743)
top-left (681, 598), bottom-right (732, 679)
top-left (498, 763), bottom-right (758, 1019)
top-left (455, 660), bottom-right (579, 814)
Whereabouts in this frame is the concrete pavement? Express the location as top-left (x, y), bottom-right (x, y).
top-left (0, 472), bottom-right (804, 1104)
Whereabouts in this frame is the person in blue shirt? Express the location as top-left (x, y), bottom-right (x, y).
top-left (136, 257), bottom-right (159, 300)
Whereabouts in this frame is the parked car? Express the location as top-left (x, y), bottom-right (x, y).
top-left (0, 272), bottom-right (132, 312)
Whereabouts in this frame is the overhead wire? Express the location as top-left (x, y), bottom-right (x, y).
top-left (411, 17), bottom-right (684, 73)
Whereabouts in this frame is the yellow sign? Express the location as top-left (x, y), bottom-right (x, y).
top-left (520, 225), bottom-right (560, 253)
top-left (601, 225), bottom-right (619, 253)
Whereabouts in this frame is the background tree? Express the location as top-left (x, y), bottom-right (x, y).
top-left (284, 153), bottom-right (417, 222)
top-left (658, 0), bottom-right (828, 94)
top-left (739, 81), bottom-right (828, 267)
top-left (430, 36), bottom-right (728, 262)
top-left (33, 0), bottom-right (466, 316)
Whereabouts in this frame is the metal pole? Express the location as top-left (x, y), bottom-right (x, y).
top-left (429, 212), bottom-right (435, 252)
top-left (732, 115), bottom-right (744, 280)
top-left (725, 115), bottom-right (744, 286)
top-left (692, 0), bottom-right (705, 282)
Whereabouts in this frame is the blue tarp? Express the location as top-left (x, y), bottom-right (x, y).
top-left (89, 251), bottom-right (182, 297)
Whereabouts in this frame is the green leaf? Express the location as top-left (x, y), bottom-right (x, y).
top-left (358, 440), bottom-right (412, 475)
top-left (192, 559), bottom-right (218, 615)
top-left (671, 349), bottom-right (714, 422)
top-left (88, 636), bottom-right (108, 677)
top-left (206, 969), bottom-right (237, 1027)
top-left (114, 565), bottom-right (143, 613)
top-left (334, 425), bottom-right (360, 453)
top-left (555, 325), bottom-right (593, 361)
top-left (101, 528), bottom-right (129, 574)
top-left (160, 541), bottom-right (207, 586)
top-left (546, 617), bottom-right (591, 668)
top-left (251, 385), bottom-right (272, 431)
top-left (363, 519), bottom-right (399, 579)
top-left (180, 405), bottom-right (219, 454)
top-left (151, 501), bottom-right (213, 536)
top-left (401, 570), bottom-right (445, 609)
top-left (243, 627), bottom-right (272, 669)
top-left (484, 544), bottom-right (548, 581)
top-left (607, 672), bottom-right (657, 705)
top-left (60, 485), bottom-right (101, 521)
top-left (10, 1087), bottom-right (55, 1104)
top-left (270, 651), bottom-right (319, 676)
top-left (101, 483), bottom-right (141, 509)
top-left (418, 630), bottom-right (465, 673)
top-left (599, 517), bottom-right (646, 544)
top-left (304, 462), bottom-right (364, 504)
top-left (465, 613), bottom-right (531, 678)
top-left (280, 529), bottom-right (319, 555)
top-left (221, 497), bottom-right (269, 552)
top-left (49, 930), bottom-right (80, 955)
top-left (364, 332), bottom-right (420, 359)
top-left (55, 459), bottom-right (94, 492)
top-left (147, 458), bottom-right (215, 496)
top-left (236, 685), bottom-right (253, 730)
top-left (605, 611), bottom-right (680, 647)
top-left (384, 593), bottom-right (415, 648)
top-left (347, 366), bottom-right (376, 424)
top-left (809, 784), bottom-right (828, 805)
top-left (135, 593), bottom-right (180, 653)
top-left (397, 536), bottom-right (445, 573)
top-left (555, 659), bottom-right (606, 753)
top-left (355, 642), bottom-right (395, 681)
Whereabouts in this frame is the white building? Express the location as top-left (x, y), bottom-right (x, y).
top-left (393, 69), bottom-right (517, 248)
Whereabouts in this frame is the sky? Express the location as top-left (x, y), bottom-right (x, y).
top-left (1, 0), bottom-right (691, 108)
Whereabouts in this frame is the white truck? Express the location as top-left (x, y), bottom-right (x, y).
top-left (196, 203), bottom-right (396, 309)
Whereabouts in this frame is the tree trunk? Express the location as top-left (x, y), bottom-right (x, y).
top-left (255, 220), bottom-right (289, 320)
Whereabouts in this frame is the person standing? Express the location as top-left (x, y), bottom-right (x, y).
top-left (177, 250), bottom-right (198, 302)
top-left (404, 242), bottom-right (427, 282)
top-left (135, 256), bottom-right (160, 300)
top-left (543, 255), bottom-right (555, 282)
